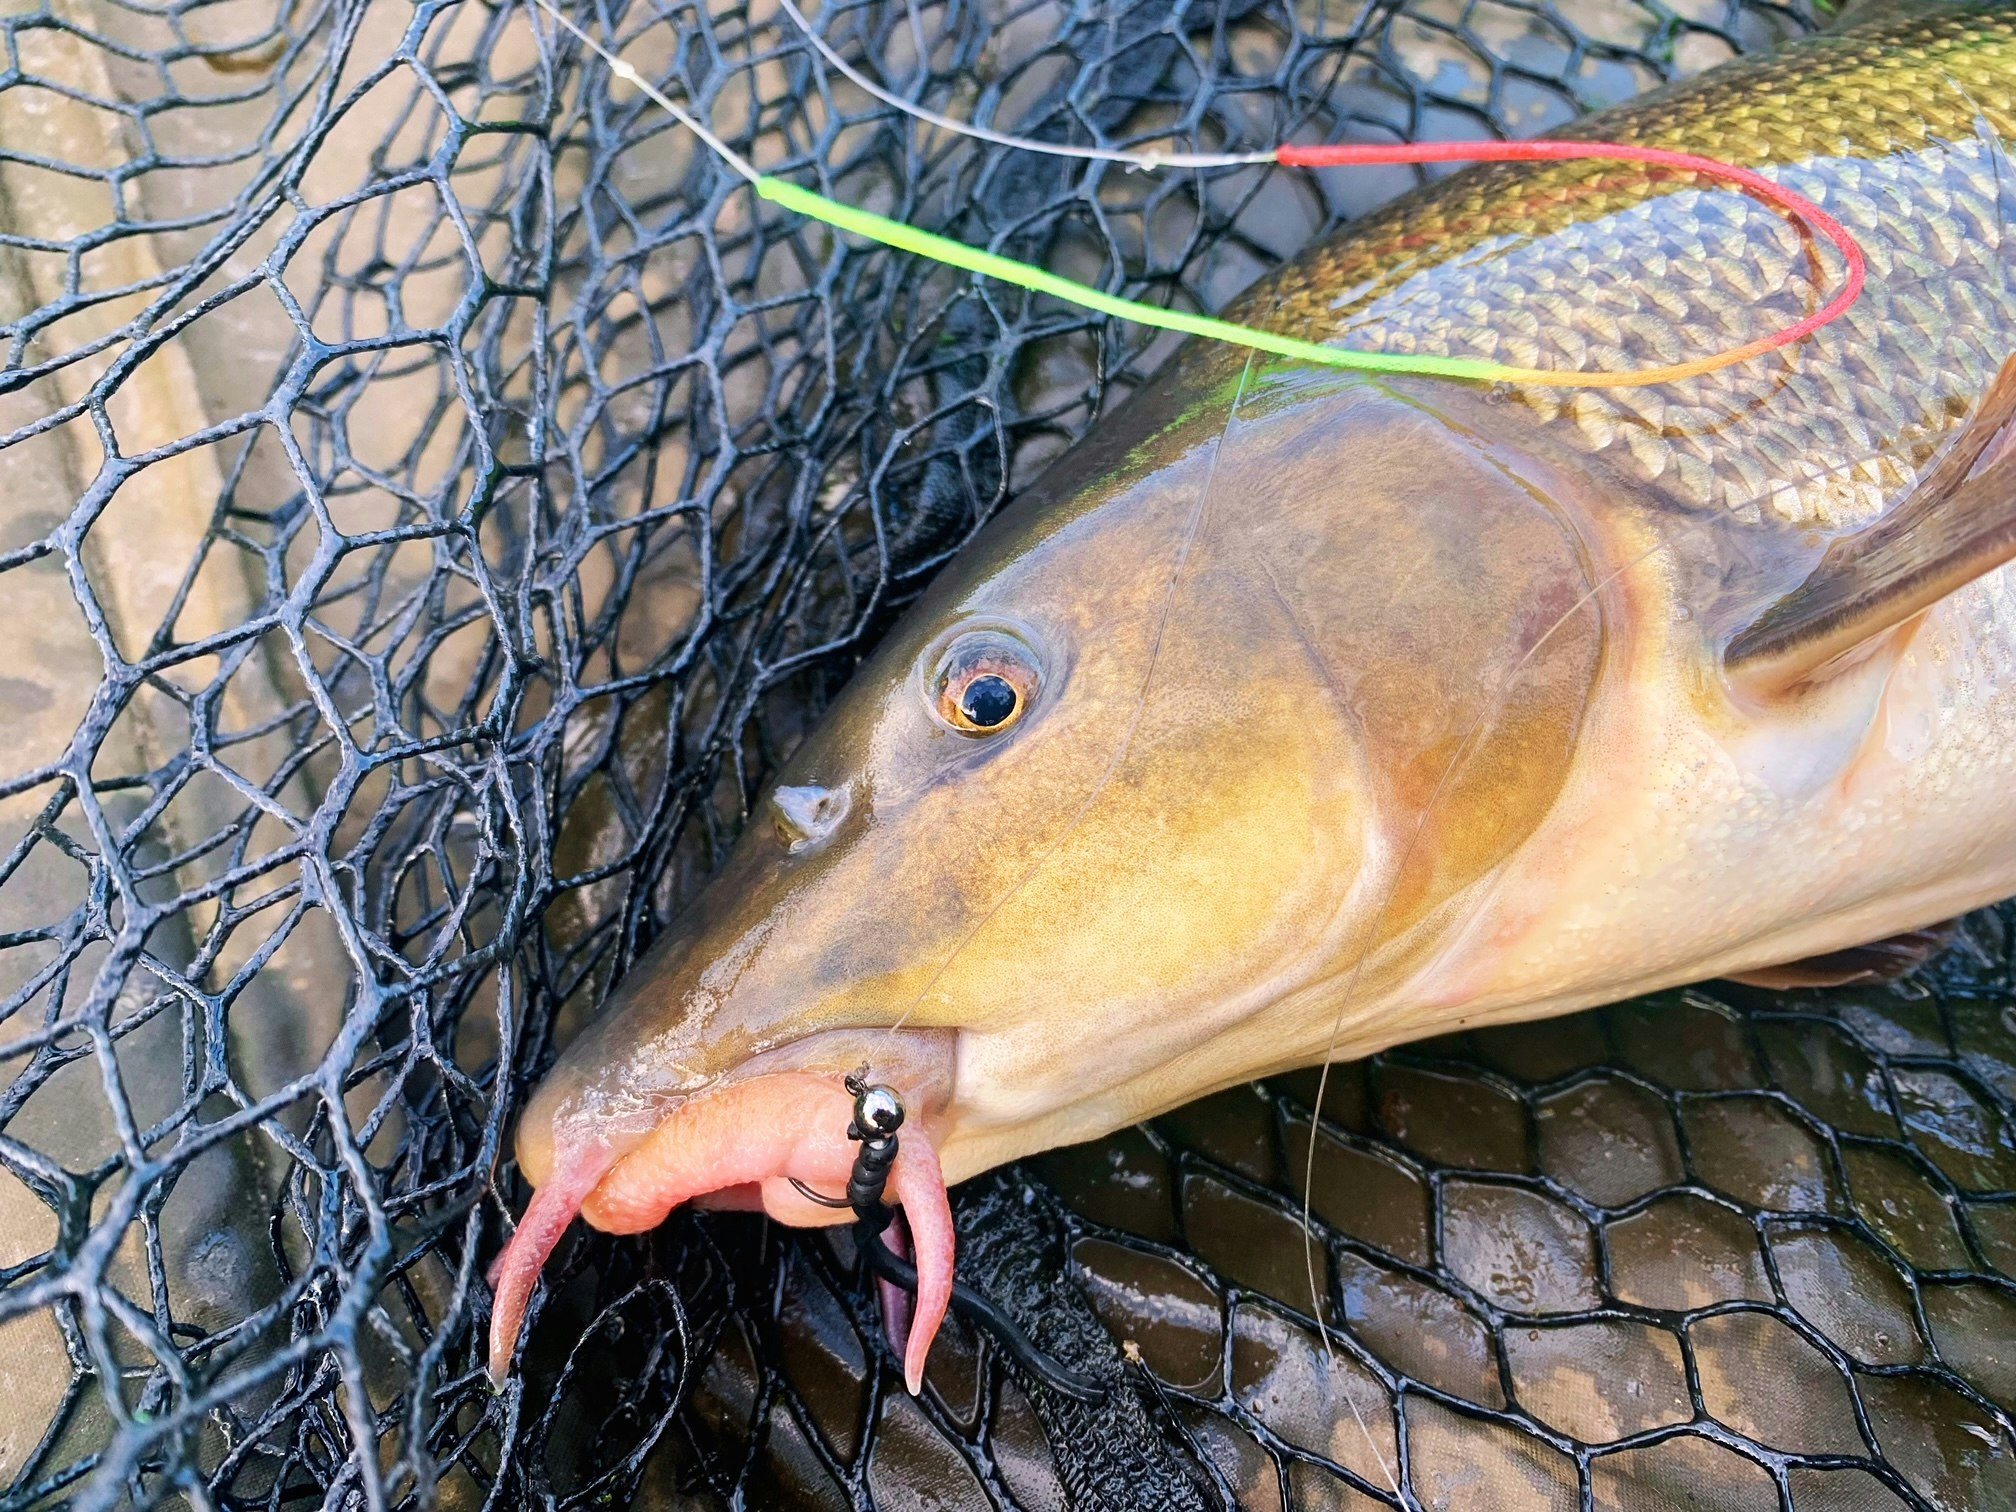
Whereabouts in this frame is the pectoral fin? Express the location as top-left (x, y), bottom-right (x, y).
top-left (1723, 921), bottom-right (1957, 990)
top-left (1726, 355), bottom-right (2016, 694)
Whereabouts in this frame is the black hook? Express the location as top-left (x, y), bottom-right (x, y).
top-left (826, 1076), bottom-right (1109, 1404)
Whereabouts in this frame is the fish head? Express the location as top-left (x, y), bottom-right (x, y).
top-left (493, 362), bottom-right (1606, 1382)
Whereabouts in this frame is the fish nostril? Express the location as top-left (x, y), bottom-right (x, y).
top-left (771, 783), bottom-right (849, 851)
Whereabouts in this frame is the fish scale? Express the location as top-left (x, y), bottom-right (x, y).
top-left (1231, 4), bottom-right (2016, 531)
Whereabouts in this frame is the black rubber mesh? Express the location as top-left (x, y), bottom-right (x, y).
top-left (11, 1), bottom-right (2011, 1509)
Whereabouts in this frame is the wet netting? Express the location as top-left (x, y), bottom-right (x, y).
top-left (8, 0), bottom-right (2011, 1509)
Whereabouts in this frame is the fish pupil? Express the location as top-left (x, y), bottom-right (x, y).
top-left (960, 674), bottom-right (1018, 728)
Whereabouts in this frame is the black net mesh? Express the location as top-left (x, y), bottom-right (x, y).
top-left (11, 0), bottom-right (2010, 1508)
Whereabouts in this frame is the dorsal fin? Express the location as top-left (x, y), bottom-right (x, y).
top-left (1726, 355), bottom-right (2016, 694)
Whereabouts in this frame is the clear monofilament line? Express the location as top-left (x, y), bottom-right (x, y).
top-left (527, 0), bottom-right (761, 184)
top-left (775, 0), bottom-right (1274, 172)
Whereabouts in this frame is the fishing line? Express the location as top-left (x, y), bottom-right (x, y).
top-left (528, 0), bottom-right (758, 180)
top-left (530, 0), bottom-right (1869, 390)
top-left (777, 0), bottom-right (1276, 171)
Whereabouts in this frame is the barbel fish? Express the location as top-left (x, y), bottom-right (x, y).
top-left (491, 0), bottom-right (2016, 1390)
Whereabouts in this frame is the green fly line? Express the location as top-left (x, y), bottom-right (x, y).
top-left (753, 178), bottom-right (1512, 381)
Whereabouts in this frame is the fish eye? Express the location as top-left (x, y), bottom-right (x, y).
top-left (928, 627), bottom-right (1043, 736)
top-left (959, 673), bottom-right (1018, 728)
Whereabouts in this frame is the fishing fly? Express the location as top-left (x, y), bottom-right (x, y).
top-left (793, 1075), bottom-right (1110, 1401)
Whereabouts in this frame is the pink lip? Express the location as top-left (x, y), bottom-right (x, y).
top-left (487, 1071), bottom-right (954, 1394)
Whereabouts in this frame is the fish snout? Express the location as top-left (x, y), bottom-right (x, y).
top-left (770, 781), bottom-right (850, 850)
top-left (490, 1033), bottom-right (957, 1392)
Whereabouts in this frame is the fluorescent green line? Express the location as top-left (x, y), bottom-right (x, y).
top-left (756, 177), bottom-right (1514, 384)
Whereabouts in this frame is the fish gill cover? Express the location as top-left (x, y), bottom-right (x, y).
top-left (3, 0), bottom-right (2009, 1509)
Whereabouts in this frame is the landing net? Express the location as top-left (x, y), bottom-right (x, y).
top-left (12, 4), bottom-right (2006, 1510)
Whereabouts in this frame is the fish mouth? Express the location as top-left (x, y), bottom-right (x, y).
top-left (488, 1029), bottom-right (957, 1393)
